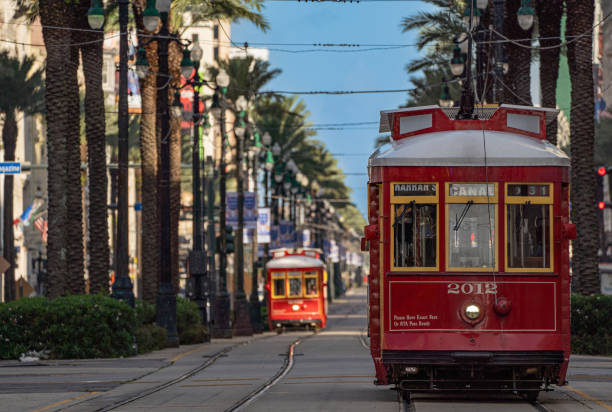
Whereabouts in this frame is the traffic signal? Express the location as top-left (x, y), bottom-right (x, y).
top-left (225, 226), bottom-right (235, 254)
top-left (596, 166), bottom-right (612, 209)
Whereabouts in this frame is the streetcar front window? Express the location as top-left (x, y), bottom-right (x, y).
top-left (507, 204), bottom-right (551, 269)
top-left (288, 271), bottom-right (303, 297)
top-left (448, 204), bottom-right (495, 269)
top-left (504, 183), bottom-right (553, 272)
top-left (272, 273), bottom-right (286, 298)
top-left (304, 272), bottom-right (319, 297)
top-left (393, 203), bottom-right (437, 268)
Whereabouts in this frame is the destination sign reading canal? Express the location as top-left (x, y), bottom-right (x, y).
top-left (393, 183), bottom-right (436, 197)
top-left (449, 183), bottom-right (495, 197)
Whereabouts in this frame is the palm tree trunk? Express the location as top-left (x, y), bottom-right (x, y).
top-left (169, 40), bottom-right (182, 293)
top-left (134, 1), bottom-right (161, 303)
top-left (2, 111), bottom-right (17, 301)
top-left (537, 0), bottom-right (563, 145)
top-left (65, 23), bottom-right (85, 295)
top-left (504, 0), bottom-right (533, 105)
top-left (567, 0), bottom-right (600, 294)
top-left (77, 0), bottom-right (109, 294)
top-left (39, 0), bottom-right (72, 297)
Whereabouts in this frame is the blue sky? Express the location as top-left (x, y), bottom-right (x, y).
top-left (233, 1), bottom-right (429, 217)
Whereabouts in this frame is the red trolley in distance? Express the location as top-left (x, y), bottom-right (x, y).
top-left (363, 104), bottom-right (576, 401)
top-left (266, 248), bottom-right (328, 333)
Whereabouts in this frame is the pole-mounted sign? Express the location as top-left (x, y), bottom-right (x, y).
top-left (0, 162), bottom-right (21, 174)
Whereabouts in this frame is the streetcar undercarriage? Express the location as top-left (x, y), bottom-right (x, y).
top-left (383, 350), bottom-right (563, 400)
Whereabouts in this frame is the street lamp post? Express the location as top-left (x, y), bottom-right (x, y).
top-left (185, 42), bottom-right (210, 339)
top-left (249, 132), bottom-right (263, 334)
top-left (211, 70), bottom-right (232, 338)
top-left (233, 95), bottom-right (253, 336)
top-left (88, 0), bottom-right (134, 306)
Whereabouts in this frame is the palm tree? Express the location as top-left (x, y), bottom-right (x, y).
top-left (503, 0), bottom-right (533, 105)
top-left (566, 0), bottom-right (599, 294)
top-left (74, 0), bottom-right (109, 294)
top-left (0, 53), bottom-right (43, 301)
top-left (38, 0), bottom-right (75, 297)
top-left (537, 0), bottom-right (563, 144)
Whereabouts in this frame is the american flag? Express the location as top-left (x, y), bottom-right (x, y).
top-left (34, 217), bottom-right (48, 242)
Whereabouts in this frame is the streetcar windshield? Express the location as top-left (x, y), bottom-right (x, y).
top-left (288, 271), bottom-right (302, 297)
top-left (507, 204), bottom-right (551, 269)
top-left (448, 204), bottom-right (495, 268)
top-left (272, 273), bottom-right (286, 298)
top-left (393, 203), bottom-right (437, 268)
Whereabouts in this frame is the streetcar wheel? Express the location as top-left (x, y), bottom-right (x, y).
top-left (521, 390), bottom-right (539, 402)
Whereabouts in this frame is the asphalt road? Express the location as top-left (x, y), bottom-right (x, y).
top-left (1, 287), bottom-right (611, 411)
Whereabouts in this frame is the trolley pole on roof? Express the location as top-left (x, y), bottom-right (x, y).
top-left (492, 0), bottom-right (505, 103)
top-left (457, 0), bottom-right (476, 120)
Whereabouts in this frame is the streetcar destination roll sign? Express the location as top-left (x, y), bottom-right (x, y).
top-left (393, 183), bottom-right (436, 197)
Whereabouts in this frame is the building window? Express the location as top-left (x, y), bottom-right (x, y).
top-left (446, 183), bottom-right (498, 271)
top-left (214, 25), bottom-right (219, 39)
top-left (505, 183), bottom-right (553, 271)
top-left (390, 182), bottom-right (438, 271)
top-left (214, 47), bottom-right (219, 61)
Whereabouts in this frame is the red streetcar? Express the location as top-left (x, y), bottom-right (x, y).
top-left (363, 105), bottom-right (576, 400)
top-left (266, 248), bottom-right (328, 332)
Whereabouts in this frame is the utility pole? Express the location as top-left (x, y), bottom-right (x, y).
top-left (493, 0), bottom-right (505, 103)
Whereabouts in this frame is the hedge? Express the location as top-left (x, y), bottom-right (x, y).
top-left (0, 294), bottom-right (136, 360)
top-left (571, 294), bottom-right (612, 356)
top-left (0, 295), bottom-right (210, 360)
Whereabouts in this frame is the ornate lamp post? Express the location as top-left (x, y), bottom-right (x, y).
top-left (248, 131), bottom-right (263, 333)
top-left (211, 69), bottom-right (233, 338)
top-left (182, 41), bottom-right (210, 337)
top-left (88, 0), bottom-right (134, 306)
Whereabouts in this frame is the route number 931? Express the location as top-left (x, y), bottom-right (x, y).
top-left (447, 283), bottom-right (497, 295)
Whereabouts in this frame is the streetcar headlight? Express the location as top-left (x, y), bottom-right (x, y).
top-left (292, 304), bottom-right (300, 311)
top-left (465, 304), bottom-right (481, 320)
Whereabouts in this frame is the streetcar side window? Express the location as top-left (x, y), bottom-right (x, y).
top-left (393, 204), bottom-right (437, 268)
top-left (390, 182), bottom-right (439, 271)
top-left (288, 271), bottom-right (303, 297)
top-left (304, 271), bottom-right (319, 297)
top-left (272, 273), bottom-right (286, 298)
top-left (505, 183), bottom-right (553, 271)
top-left (446, 183), bottom-right (498, 271)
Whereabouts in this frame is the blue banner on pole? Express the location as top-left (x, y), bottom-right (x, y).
top-left (226, 192), bottom-right (257, 229)
top-left (0, 162), bottom-right (21, 174)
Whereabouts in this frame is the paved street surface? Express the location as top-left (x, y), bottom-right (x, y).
top-left (1, 287), bottom-right (612, 411)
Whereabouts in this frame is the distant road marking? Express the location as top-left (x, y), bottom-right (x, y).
top-left (168, 344), bottom-right (209, 363)
top-left (31, 391), bottom-right (99, 412)
top-left (181, 383), bottom-right (253, 387)
top-left (565, 385), bottom-right (612, 411)
top-left (190, 378), bottom-right (260, 382)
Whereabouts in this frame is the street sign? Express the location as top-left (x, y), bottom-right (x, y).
top-left (0, 256), bottom-right (10, 274)
top-left (0, 162), bottom-right (21, 174)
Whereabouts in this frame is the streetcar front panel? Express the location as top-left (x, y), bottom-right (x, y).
top-left (365, 105), bottom-right (574, 395)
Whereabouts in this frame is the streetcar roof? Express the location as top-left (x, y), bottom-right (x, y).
top-left (266, 255), bottom-right (325, 269)
top-left (369, 129), bottom-right (569, 167)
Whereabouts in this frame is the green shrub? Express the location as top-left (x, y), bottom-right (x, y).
top-left (0, 294), bottom-right (137, 360)
top-left (135, 299), bottom-right (156, 326)
top-left (571, 294), bottom-right (612, 355)
top-left (134, 324), bottom-right (167, 354)
top-left (176, 297), bottom-right (208, 344)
